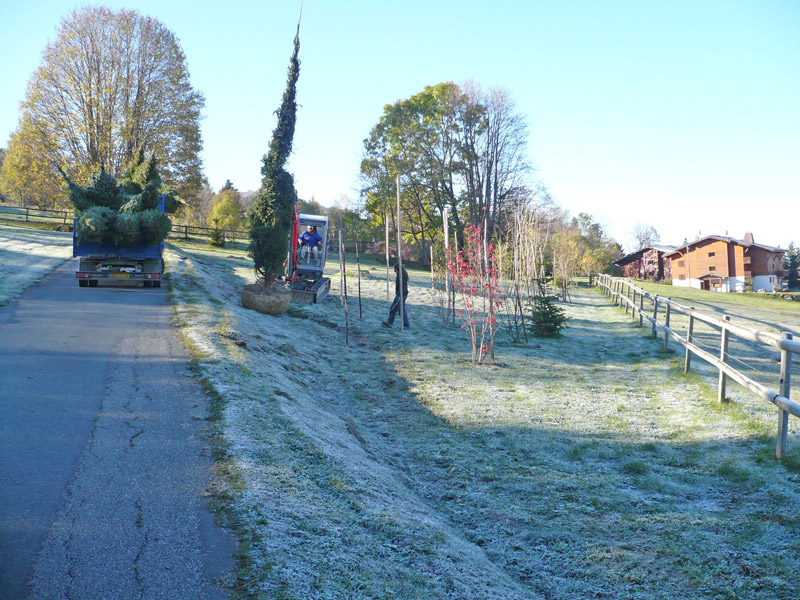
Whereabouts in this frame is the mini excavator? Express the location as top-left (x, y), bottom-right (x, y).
top-left (285, 206), bottom-right (331, 303)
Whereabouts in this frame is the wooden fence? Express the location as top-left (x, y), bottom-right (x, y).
top-left (595, 273), bottom-right (799, 458)
top-left (0, 204), bottom-right (72, 226)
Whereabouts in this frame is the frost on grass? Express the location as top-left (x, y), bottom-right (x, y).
top-left (167, 242), bottom-right (800, 600)
top-left (0, 225), bottom-right (73, 305)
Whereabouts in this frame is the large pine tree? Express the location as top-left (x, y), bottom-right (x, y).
top-left (248, 26), bottom-right (301, 282)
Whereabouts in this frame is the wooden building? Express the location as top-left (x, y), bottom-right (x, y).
top-left (614, 245), bottom-right (677, 281)
top-left (665, 233), bottom-right (785, 292)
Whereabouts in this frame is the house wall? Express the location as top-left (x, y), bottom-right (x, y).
top-left (670, 240), bottom-right (730, 283)
top-left (691, 239), bottom-right (731, 277)
top-left (753, 274), bottom-right (778, 292)
top-left (617, 249), bottom-right (670, 280)
top-left (669, 240), bottom-right (783, 293)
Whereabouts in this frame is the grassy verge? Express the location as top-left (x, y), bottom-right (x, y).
top-left (166, 245), bottom-right (800, 599)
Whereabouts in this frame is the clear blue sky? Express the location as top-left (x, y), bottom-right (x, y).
top-left (1, 0), bottom-right (798, 251)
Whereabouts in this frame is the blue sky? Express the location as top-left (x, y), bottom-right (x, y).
top-left (1, 0), bottom-right (798, 251)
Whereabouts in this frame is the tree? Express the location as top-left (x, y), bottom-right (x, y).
top-left (0, 7), bottom-right (204, 208)
top-left (208, 188), bottom-right (244, 232)
top-left (630, 223), bottom-right (661, 250)
top-left (248, 25), bottom-right (300, 282)
top-left (359, 81), bottom-right (531, 253)
top-left (784, 242), bottom-right (799, 290)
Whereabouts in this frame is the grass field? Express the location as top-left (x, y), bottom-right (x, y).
top-left (166, 240), bottom-right (800, 599)
top-left (0, 224), bottom-right (73, 305)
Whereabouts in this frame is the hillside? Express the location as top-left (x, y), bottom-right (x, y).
top-left (167, 240), bottom-right (800, 600)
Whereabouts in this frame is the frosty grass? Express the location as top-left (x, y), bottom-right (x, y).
top-left (167, 240), bottom-right (799, 600)
top-left (0, 225), bottom-right (73, 305)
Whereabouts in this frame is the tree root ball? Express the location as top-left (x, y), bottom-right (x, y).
top-left (241, 281), bottom-right (292, 315)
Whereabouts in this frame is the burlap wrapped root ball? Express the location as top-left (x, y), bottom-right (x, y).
top-left (77, 206), bottom-right (117, 244)
top-left (138, 209), bottom-right (172, 245)
top-left (240, 282), bottom-right (292, 315)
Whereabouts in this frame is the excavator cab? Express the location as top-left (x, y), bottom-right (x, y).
top-left (286, 211), bottom-right (331, 303)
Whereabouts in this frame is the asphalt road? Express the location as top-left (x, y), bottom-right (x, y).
top-left (0, 259), bottom-right (236, 599)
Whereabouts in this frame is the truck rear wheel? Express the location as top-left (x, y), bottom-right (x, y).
top-left (79, 280), bottom-right (88, 287)
top-left (89, 280), bottom-right (99, 287)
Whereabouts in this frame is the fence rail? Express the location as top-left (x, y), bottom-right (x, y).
top-left (595, 273), bottom-right (798, 458)
top-left (0, 203), bottom-right (73, 226)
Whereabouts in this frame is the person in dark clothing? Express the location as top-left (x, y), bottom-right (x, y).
top-left (382, 263), bottom-right (409, 329)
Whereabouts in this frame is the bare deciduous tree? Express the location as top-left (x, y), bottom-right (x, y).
top-left (0, 7), bottom-right (204, 207)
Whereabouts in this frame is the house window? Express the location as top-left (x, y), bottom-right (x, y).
top-left (708, 252), bottom-right (715, 257)
top-left (678, 261), bottom-right (685, 267)
top-left (678, 275), bottom-right (685, 280)
top-left (708, 266), bottom-right (716, 272)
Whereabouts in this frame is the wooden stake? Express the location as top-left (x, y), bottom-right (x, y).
top-left (355, 239), bottom-right (363, 319)
top-left (397, 174), bottom-right (404, 331)
top-left (339, 224), bottom-right (349, 347)
top-left (385, 212), bottom-right (390, 301)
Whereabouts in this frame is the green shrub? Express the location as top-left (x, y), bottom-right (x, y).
top-left (114, 212), bottom-right (141, 246)
top-left (84, 168), bottom-right (123, 211)
top-left (77, 206), bottom-right (117, 243)
top-left (138, 209), bottom-right (171, 245)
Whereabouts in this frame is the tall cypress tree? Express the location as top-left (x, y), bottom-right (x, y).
top-left (248, 25), bottom-right (301, 282)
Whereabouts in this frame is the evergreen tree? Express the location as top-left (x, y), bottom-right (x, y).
top-left (785, 242), bottom-right (799, 290)
top-left (248, 25), bottom-right (301, 282)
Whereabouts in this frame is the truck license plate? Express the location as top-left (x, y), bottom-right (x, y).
top-left (109, 273), bottom-right (129, 278)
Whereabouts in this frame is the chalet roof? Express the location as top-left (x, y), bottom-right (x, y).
top-left (664, 235), bottom-right (785, 258)
top-left (614, 245), bottom-right (678, 266)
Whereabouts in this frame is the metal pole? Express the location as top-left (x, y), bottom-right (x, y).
top-left (777, 332), bottom-right (793, 458)
top-left (396, 174), bottom-right (404, 331)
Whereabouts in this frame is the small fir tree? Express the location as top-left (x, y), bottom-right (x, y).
top-left (248, 25), bottom-right (301, 282)
top-left (528, 295), bottom-right (568, 338)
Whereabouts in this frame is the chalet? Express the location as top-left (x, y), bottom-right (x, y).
top-left (666, 233), bottom-right (785, 292)
top-left (614, 245), bottom-right (677, 281)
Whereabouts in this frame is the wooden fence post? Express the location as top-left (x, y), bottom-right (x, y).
top-left (639, 293), bottom-right (644, 327)
top-left (664, 299), bottom-right (672, 351)
top-left (685, 313), bottom-right (695, 373)
top-left (651, 297), bottom-right (659, 337)
top-left (777, 332), bottom-right (793, 458)
top-left (25, 208), bottom-right (30, 222)
top-left (718, 316), bottom-right (731, 402)
top-left (625, 283), bottom-right (631, 314)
